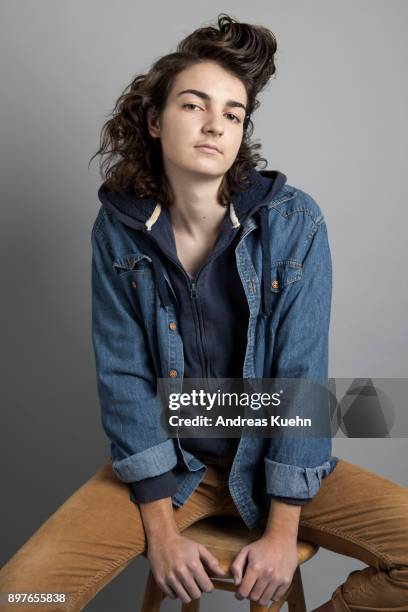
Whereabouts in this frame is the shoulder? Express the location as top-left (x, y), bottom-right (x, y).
top-left (259, 183), bottom-right (330, 262)
top-left (91, 205), bottom-right (145, 259)
top-left (92, 204), bottom-right (124, 237)
top-left (91, 205), bottom-right (107, 238)
top-left (268, 183), bottom-right (326, 227)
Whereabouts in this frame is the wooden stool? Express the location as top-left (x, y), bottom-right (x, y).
top-left (141, 515), bottom-right (318, 611)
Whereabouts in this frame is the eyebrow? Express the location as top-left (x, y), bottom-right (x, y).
top-left (176, 89), bottom-right (247, 113)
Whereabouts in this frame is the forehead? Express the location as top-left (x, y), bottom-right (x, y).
top-left (169, 61), bottom-right (247, 103)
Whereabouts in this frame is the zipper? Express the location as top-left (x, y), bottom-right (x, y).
top-left (143, 222), bottom-right (245, 380)
top-left (188, 280), bottom-right (209, 378)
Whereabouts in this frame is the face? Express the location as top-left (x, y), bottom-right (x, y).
top-left (147, 61), bottom-right (248, 180)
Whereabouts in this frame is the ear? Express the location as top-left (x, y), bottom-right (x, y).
top-left (147, 106), bottom-right (161, 139)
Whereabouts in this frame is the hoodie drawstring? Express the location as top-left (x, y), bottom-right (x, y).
top-left (259, 207), bottom-right (272, 317)
top-left (140, 202), bottom-right (173, 309)
top-left (229, 202), bottom-right (241, 229)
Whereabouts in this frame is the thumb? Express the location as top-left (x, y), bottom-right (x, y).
top-left (198, 544), bottom-right (226, 575)
top-left (230, 547), bottom-right (248, 585)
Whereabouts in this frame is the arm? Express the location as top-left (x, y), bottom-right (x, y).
top-left (140, 495), bottom-right (226, 604)
top-left (139, 496), bottom-right (180, 539)
top-left (231, 213), bottom-right (333, 606)
top-left (231, 498), bottom-right (300, 605)
top-left (91, 212), bottom-right (178, 486)
top-left (265, 216), bottom-right (334, 506)
top-left (264, 500), bottom-right (301, 540)
top-left (92, 213), bottom-right (225, 604)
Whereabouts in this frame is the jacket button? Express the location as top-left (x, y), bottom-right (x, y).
top-left (169, 322), bottom-right (177, 331)
top-left (131, 280), bottom-right (137, 288)
top-left (271, 279), bottom-right (279, 289)
top-left (168, 369), bottom-right (178, 378)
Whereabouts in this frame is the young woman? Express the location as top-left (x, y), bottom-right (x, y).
top-left (1, 14), bottom-right (407, 612)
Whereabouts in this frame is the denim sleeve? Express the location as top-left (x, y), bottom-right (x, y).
top-left (91, 218), bottom-right (178, 483)
top-left (129, 470), bottom-right (178, 504)
top-left (265, 216), bottom-right (333, 500)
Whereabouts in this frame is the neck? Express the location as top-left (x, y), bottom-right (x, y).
top-left (164, 163), bottom-right (228, 239)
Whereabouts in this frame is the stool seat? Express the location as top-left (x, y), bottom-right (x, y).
top-left (182, 515), bottom-right (318, 576)
top-left (141, 515), bottom-right (319, 611)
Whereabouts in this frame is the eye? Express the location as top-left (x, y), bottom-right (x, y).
top-left (225, 113), bottom-right (241, 123)
top-left (182, 103), bottom-right (202, 111)
top-left (182, 104), bottom-right (241, 124)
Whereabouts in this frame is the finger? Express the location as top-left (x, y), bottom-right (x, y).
top-left (258, 581), bottom-right (280, 606)
top-left (270, 578), bottom-right (292, 603)
top-left (248, 577), bottom-right (270, 603)
top-left (235, 567), bottom-right (257, 600)
top-left (175, 567), bottom-right (202, 601)
top-left (152, 571), bottom-right (178, 600)
top-left (198, 544), bottom-right (226, 576)
top-left (157, 580), bottom-right (177, 600)
top-left (191, 560), bottom-right (215, 594)
top-left (166, 574), bottom-right (193, 604)
top-left (230, 547), bottom-right (248, 585)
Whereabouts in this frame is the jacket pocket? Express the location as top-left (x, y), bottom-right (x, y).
top-left (263, 260), bottom-right (303, 356)
top-left (112, 253), bottom-right (155, 326)
top-left (270, 259), bottom-right (303, 292)
top-left (113, 253), bottom-right (153, 274)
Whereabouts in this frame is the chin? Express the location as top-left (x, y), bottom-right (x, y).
top-left (187, 158), bottom-right (226, 174)
top-left (189, 166), bottom-right (225, 179)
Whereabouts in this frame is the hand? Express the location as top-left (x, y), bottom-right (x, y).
top-left (230, 532), bottom-right (298, 606)
top-left (147, 532), bottom-right (227, 604)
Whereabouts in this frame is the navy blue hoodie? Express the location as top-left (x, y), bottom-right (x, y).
top-left (98, 169), bottom-right (310, 506)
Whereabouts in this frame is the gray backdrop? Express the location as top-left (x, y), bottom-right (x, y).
top-left (1, 1), bottom-right (407, 610)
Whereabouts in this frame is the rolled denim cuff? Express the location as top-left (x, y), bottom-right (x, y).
top-left (112, 439), bottom-right (178, 482)
top-left (265, 457), bottom-right (332, 499)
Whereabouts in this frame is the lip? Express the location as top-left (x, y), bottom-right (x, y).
top-left (195, 144), bottom-right (222, 155)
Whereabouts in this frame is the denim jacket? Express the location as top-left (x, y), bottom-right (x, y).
top-left (91, 177), bottom-right (339, 529)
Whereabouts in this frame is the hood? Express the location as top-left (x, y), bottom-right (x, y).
top-left (98, 168), bottom-right (287, 316)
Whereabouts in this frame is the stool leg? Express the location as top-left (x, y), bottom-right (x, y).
top-left (250, 602), bottom-right (272, 611)
top-left (140, 570), bottom-right (165, 612)
top-left (287, 566), bottom-right (306, 612)
top-left (182, 599), bottom-right (200, 611)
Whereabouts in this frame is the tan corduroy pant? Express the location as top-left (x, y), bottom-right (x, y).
top-left (1, 458), bottom-right (408, 611)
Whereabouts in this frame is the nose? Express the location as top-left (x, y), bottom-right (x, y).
top-left (202, 111), bottom-right (224, 137)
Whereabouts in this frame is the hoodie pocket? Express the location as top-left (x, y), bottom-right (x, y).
top-left (270, 260), bottom-right (303, 293)
top-left (113, 253), bottom-right (153, 274)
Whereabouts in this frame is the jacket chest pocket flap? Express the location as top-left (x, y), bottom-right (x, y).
top-left (270, 260), bottom-right (303, 292)
top-left (113, 253), bottom-right (153, 275)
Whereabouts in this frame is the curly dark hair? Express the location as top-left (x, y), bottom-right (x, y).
top-left (89, 13), bottom-right (278, 207)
